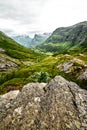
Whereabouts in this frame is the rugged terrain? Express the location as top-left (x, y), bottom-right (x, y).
top-left (0, 76), bottom-right (87, 130)
top-left (12, 35), bottom-right (32, 48)
top-left (12, 33), bottom-right (50, 48)
top-left (37, 21), bottom-right (87, 53)
top-left (0, 31), bottom-right (45, 93)
top-left (0, 21), bottom-right (87, 130)
top-left (30, 33), bottom-right (51, 48)
top-left (0, 29), bottom-right (87, 94)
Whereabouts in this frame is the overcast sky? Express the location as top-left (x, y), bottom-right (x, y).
top-left (0, 0), bottom-right (87, 36)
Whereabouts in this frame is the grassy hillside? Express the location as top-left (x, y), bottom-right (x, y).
top-left (0, 52), bottom-right (87, 94)
top-left (0, 31), bottom-right (43, 60)
top-left (0, 24), bottom-right (87, 94)
top-left (36, 21), bottom-right (87, 53)
top-left (0, 31), bottom-right (46, 93)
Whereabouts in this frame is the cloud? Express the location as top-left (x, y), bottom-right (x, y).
top-left (0, 0), bottom-right (45, 23)
top-left (0, 0), bottom-right (47, 35)
top-left (1, 1), bottom-right (47, 18)
top-left (0, 0), bottom-right (87, 36)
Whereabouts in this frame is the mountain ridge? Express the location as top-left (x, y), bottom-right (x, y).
top-left (0, 22), bottom-right (87, 94)
top-left (12, 33), bottom-right (51, 48)
top-left (36, 21), bottom-right (87, 53)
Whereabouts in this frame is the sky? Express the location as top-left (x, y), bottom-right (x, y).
top-left (0, 0), bottom-right (87, 37)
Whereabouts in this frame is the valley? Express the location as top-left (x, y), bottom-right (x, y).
top-left (0, 22), bottom-right (87, 94)
top-left (0, 21), bottom-right (87, 130)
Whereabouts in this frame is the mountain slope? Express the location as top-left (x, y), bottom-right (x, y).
top-left (0, 23), bottom-right (87, 94)
top-left (12, 35), bottom-right (32, 48)
top-left (0, 31), bottom-right (47, 94)
top-left (30, 33), bottom-right (51, 47)
top-left (37, 21), bottom-right (87, 53)
top-left (12, 33), bottom-right (51, 48)
top-left (0, 31), bottom-right (42, 60)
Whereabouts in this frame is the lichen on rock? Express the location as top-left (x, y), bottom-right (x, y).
top-left (0, 76), bottom-right (87, 130)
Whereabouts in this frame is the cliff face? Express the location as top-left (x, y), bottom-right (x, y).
top-left (0, 76), bottom-right (87, 130)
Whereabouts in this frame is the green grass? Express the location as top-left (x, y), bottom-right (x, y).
top-left (0, 32), bottom-right (87, 94)
top-left (36, 42), bottom-right (73, 53)
top-left (0, 32), bottom-right (44, 61)
top-left (1, 53), bottom-right (86, 94)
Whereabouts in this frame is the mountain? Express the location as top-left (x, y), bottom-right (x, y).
top-left (0, 30), bottom-right (87, 94)
top-left (0, 31), bottom-right (48, 94)
top-left (30, 33), bottom-right (51, 47)
top-left (0, 22), bottom-right (87, 95)
top-left (12, 33), bottom-right (51, 48)
top-left (0, 31), bottom-right (42, 60)
top-left (0, 23), bottom-right (87, 130)
top-left (37, 21), bottom-right (87, 53)
top-left (12, 35), bottom-right (32, 48)
top-left (0, 76), bottom-right (87, 130)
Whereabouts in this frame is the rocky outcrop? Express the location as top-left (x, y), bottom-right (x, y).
top-left (78, 69), bottom-right (87, 80)
top-left (57, 58), bottom-right (87, 74)
top-left (0, 76), bottom-right (87, 130)
top-left (0, 58), bottom-right (17, 71)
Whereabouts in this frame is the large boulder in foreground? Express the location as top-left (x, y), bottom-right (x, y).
top-left (0, 76), bottom-right (87, 130)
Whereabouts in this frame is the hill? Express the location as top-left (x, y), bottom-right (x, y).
top-left (37, 21), bottom-right (87, 53)
top-left (0, 31), bottom-right (45, 93)
top-left (0, 22), bottom-right (87, 94)
top-left (0, 31), bottom-right (42, 60)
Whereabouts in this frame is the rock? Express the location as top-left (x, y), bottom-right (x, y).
top-left (0, 48), bottom-right (5, 52)
top-left (58, 61), bottom-right (73, 73)
top-left (0, 90), bottom-right (19, 100)
top-left (0, 59), bottom-right (17, 71)
top-left (57, 58), bottom-right (87, 73)
top-left (0, 90), bottom-right (20, 107)
top-left (0, 76), bottom-right (87, 130)
top-left (78, 69), bottom-right (87, 80)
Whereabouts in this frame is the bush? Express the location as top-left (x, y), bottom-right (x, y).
top-left (26, 72), bottom-right (51, 83)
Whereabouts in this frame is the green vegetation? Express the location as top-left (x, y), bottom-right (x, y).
top-left (0, 32), bottom-right (44, 61)
top-left (0, 21), bottom-right (87, 94)
top-left (37, 42), bottom-right (71, 52)
top-left (37, 21), bottom-right (87, 53)
top-left (0, 53), bottom-right (87, 94)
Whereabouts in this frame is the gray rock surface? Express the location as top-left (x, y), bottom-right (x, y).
top-left (78, 69), bottom-right (87, 80)
top-left (0, 59), bottom-right (17, 71)
top-left (57, 58), bottom-right (87, 73)
top-left (0, 76), bottom-right (87, 130)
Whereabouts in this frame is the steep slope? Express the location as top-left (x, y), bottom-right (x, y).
top-left (0, 31), bottom-right (42, 60)
top-left (0, 31), bottom-right (45, 93)
top-left (0, 76), bottom-right (87, 130)
top-left (0, 26), bottom-right (87, 94)
top-left (37, 21), bottom-right (87, 53)
top-left (30, 33), bottom-right (51, 47)
top-left (12, 35), bottom-right (32, 48)
top-left (12, 33), bottom-right (51, 48)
